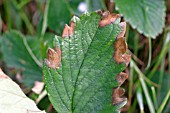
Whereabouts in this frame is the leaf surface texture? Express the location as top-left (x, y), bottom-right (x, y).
top-left (43, 12), bottom-right (128, 113)
top-left (116, 0), bottom-right (166, 38)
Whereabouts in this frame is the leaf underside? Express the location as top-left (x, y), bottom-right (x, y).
top-left (116, 0), bottom-right (166, 38)
top-left (43, 12), bottom-right (128, 113)
top-left (0, 69), bottom-right (45, 113)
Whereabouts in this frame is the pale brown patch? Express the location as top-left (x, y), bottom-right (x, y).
top-left (121, 54), bottom-right (131, 66)
top-left (45, 47), bottom-right (61, 69)
top-left (62, 24), bottom-right (70, 37)
top-left (114, 37), bottom-right (131, 66)
top-left (115, 37), bottom-right (127, 54)
top-left (99, 12), bottom-right (121, 27)
top-left (116, 72), bottom-right (128, 86)
top-left (101, 11), bottom-right (110, 18)
top-left (112, 87), bottom-right (126, 105)
top-left (62, 21), bottom-right (76, 37)
top-left (118, 22), bottom-right (126, 38)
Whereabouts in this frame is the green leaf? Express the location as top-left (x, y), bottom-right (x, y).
top-left (1, 31), bottom-right (42, 87)
top-left (115, 0), bottom-right (166, 38)
top-left (68, 0), bottom-right (82, 15)
top-left (86, 0), bottom-right (106, 12)
top-left (47, 0), bottom-right (72, 34)
top-left (0, 69), bottom-right (46, 113)
top-left (27, 33), bottom-right (55, 61)
top-left (43, 12), bottom-right (129, 113)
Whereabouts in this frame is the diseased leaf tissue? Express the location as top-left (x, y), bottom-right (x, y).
top-left (43, 11), bottom-right (130, 113)
top-left (45, 47), bottom-right (61, 69)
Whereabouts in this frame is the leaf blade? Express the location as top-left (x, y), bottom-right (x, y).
top-left (47, 0), bottom-right (72, 34)
top-left (115, 0), bottom-right (166, 38)
top-left (1, 31), bottom-right (42, 86)
top-left (44, 11), bottom-right (130, 113)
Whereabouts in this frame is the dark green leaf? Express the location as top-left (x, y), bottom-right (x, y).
top-left (1, 31), bottom-right (42, 87)
top-left (70, 0), bottom-right (106, 14)
top-left (115, 0), bottom-right (166, 38)
top-left (44, 12), bottom-right (129, 113)
top-left (47, 0), bottom-right (72, 34)
top-left (86, 0), bottom-right (106, 12)
top-left (68, 0), bottom-right (82, 15)
top-left (27, 33), bottom-right (55, 61)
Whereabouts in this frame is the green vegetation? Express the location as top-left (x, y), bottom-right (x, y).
top-left (0, 0), bottom-right (169, 113)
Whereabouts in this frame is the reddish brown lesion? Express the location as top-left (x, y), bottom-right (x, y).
top-left (112, 87), bottom-right (126, 105)
top-left (98, 11), bottom-right (121, 27)
top-left (113, 70), bottom-right (129, 106)
top-left (102, 12), bottom-right (131, 106)
top-left (114, 37), bottom-right (131, 66)
top-left (62, 21), bottom-right (76, 38)
top-left (118, 22), bottom-right (126, 38)
top-left (97, 11), bottom-right (131, 66)
top-left (116, 72), bottom-right (128, 86)
top-left (113, 21), bottom-right (131, 66)
top-left (45, 47), bottom-right (61, 69)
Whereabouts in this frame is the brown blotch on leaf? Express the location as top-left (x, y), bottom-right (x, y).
top-left (121, 54), bottom-right (131, 66)
top-left (101, 11), bottom-right (110, 18)
top-left (116, 72), bottom-right (128, 86)
top-left (112, 87), bottom-right (126, 105)
top-left (45, 47), bottom-right (61, 69)
top-left (114, 37), bottom-right (131, 66)
top-left (118, 22), bottom-right (126, 38)
top-left (98, 11), bottom-right (121, 27)
top-left (62, 21), bottom-right (76, 38)
top-left (113, 21), bottom-right (131, 66)
top-left (115, 37), bottom-right (127, 54)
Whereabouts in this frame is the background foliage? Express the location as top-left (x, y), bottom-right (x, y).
top-left (0, 0), bottom-right (169, 113)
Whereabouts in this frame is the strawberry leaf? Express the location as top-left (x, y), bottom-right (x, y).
top-left (1, 31), bottom-right (42, 86)
top-left (43, 11), bottom-right (130, 113)
top-left (115, 0), bottom-right (166, 38)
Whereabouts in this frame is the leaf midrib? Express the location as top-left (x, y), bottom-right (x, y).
top-left (71, 16), bottom-right (100, 112)
top-left (72, 24), bottom-right (115, 108)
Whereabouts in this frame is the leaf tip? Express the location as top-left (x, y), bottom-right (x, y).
top-left (98, 11), bottom-right (121, 27)
top-left (45, 47), bottom-right (61, 69)
top-left (118, 22), bottom-right (126, 38)
top-left (116, 72), bottom-right (128, 86)
top-left (114, 37), bottom-right (131, 66)
top-left (71, 16), bottom-right (80, 23)
top-left (112, 87), bottom-right (126, 105)
top-left (62, 22), bottom-right (76, 38)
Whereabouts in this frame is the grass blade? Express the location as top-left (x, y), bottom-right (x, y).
top-left (157, 90), bottom-right (170, 113)
top-left (132, 60), bottom-right (155, 113)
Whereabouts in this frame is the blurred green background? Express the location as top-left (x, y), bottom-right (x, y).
top-left (0, 0), bottom-right (169, 113)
